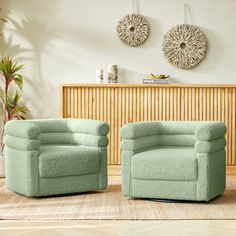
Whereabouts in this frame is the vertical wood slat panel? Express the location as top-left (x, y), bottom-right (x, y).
top-left (62, 85), bottom-right (236, 166)
top-left (225, 88), bottom-right (229, 164)
top-left (232, 89), bottom-right (236, 165)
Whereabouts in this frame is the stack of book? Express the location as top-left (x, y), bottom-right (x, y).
top-left (143, 74), bottom-right (169, 84)
top-left (143, 78), bottom-right (169, 84)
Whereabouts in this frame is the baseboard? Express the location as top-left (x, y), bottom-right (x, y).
top-left (226, 166), bottom-right (236, 176)
top-left (108, 165), bottom-right (236, 176)
top-left (108, 165), bottom-right (121, 176)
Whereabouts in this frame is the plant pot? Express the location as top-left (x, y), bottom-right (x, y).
top-left (0, 156), bottom-right (5, 178)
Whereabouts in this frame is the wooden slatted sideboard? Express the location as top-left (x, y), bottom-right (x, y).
top-left (61, 83), bottom-right (236, 172)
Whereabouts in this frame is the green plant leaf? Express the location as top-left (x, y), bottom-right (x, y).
top-left (12, 63), bottom-right (24, 74)
top-left (13, 91), bottom-right (21, 105)
top-left (4, 92), bottom-right (28, 120)
top-left (0, 57), bottom-right (29, 123)
top-left (13, 74), bottom-right (23, 90)
top-left (0, 57), bottom-right (24, 86)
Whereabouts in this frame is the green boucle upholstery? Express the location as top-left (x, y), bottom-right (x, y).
top-left (132, 147), bottom-right (198, 181)
top-left (4, 119), bottom-right (109, 197)
top-left (39, 145), bottom-right (100, 178)
top-left (5, 121), bottom-right (41, 139)
top-left (4, 135), bottom-right (40, 151)
top-left (121, 121), bottom-right (227, 201)
top-left (195, 122), bottom-right (227, 141)
top-left (121, 135), bottom-right (195, 151)
top-left (38, 133), bottom-right (108, 147)
top-left (195, 138), bottom-right (226, 153)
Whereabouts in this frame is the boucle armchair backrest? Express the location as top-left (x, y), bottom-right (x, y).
top-left (120, 121), bottom-right (226, 150)
top-left (154, 122), bottom-right (197, 147)
top-left (32, 119), bottom-right (109, 147)
top-left (4, 119), bottom-right (109, 148)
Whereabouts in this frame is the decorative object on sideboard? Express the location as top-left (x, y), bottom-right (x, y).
top-left (162, 2), bottom-right (207, 69)
top-left (96, 69), bottom-right (104, 83)
top-left (117, 0), bottom-right (149, 47)
top-left (143, 74), bottom-right (169, 84)
top-left (0, 57), bottom-right (29, 177)
top-left (108, 64), bottom-right (118, 83)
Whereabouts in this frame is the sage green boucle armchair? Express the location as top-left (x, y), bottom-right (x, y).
top-left (4, 119), bottom-right (109, 197)
top-left (120, 121), bottom-right (227, 202)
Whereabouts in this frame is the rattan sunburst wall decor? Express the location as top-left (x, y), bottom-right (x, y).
top-left (117, 0), bottom-right (149, 47)
top-left (162, 3), bottom-right (207, 69)
top-left (162, 24), bottom-right (207, 69)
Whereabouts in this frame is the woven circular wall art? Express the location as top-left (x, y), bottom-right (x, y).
top-left (117, 14), bottom-right (149, 47)
top-left (162, 24), bottom-right (207, 69)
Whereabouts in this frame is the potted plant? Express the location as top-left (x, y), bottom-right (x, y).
top-left (0, 57), bottom-right (28, 177)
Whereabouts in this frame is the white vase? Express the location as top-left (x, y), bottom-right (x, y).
top-left (0, 156), bottom-right (5, 178)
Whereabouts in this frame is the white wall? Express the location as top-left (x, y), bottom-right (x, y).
top-left (1, 0), bottom-right (236, 118)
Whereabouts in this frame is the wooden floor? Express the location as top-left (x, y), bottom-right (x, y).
top-left (0, 176), bottom-right (235, 236)
top-left (1, 220), bottom-right (236, 236)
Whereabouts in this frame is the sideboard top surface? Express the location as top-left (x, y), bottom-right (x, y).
top-left (61, 83), bottom-right (236, 88)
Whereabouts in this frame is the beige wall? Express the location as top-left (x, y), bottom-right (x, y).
top-left (1, 0), bottom-right (236, 118)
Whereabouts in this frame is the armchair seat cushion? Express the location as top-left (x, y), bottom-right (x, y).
top-left (132, 147), bottom-right (198, 181)
top-left (39, 145), bottom-right (100, 178)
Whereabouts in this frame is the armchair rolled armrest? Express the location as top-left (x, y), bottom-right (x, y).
top-left (66, 119), bottom-right (109, 148)
top-left (195, 138), bottom-right (226, 154)
top-left (195, 122), bottom-right (226, 141)
top-left (4, 120), bottom-right (41, 139)
top-left (71, 133), bottom-right (109, 148)
top-left (67, 119), bottom-right (109, 136)
top-left (120, 122), bottom-right (160, 152)
top-left (4, 135), bottom-right (40, 151)
top-left (195, 122), bottom-right (227, 154)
